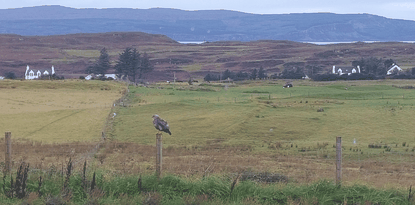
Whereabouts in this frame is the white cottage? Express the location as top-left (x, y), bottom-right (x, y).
top-left (85, 74), bottom-right (117, 80)
top-left (386, 64), bottom-right (403, 75)
top-left (332, 65), bottom-right (360, 75)
top-left (25, 65), bottom-right (55, 80)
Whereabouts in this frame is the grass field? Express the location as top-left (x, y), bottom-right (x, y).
top-left (2, 79), bottom-right (415, 193)
top-left (103, 79), bottom-right (415, 188)
top-left (112, 80), bottom-right (415, 152)
top-left (0, 80), bottom-right (126, 143)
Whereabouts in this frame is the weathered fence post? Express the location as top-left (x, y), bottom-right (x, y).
top-left (336, 136), bottom-right (342, 186)
top-left (5, 132), bottom-right (11, 174)
top-left (156, 133), bottom-right (163, 179)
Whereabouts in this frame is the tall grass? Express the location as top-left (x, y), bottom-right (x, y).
top-left (0, 171), bottom-right (410, 204)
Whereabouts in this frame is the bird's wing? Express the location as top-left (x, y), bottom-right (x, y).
top-left (153, 118), bottom-right (159, 129)
top-left (159, 119), bottom-right (169, 130)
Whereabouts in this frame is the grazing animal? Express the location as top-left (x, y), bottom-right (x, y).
top-left (283, 83), bottom-right (293, 88)
top-left (152, 114), bottom-right (172, 135)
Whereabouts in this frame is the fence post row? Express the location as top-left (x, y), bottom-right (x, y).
top-left (336, 136), bottom-right (342, 186)
top-left (156, 133), bottom-right (163, 179)
top-left (5, 132), bottom-right (12, 175)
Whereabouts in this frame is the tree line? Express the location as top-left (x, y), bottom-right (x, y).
top-left (204, 67), bottom-right (267, 82)
top-left (87, 47), bottom-right (153, 82)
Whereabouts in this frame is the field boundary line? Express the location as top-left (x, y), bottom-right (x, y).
top-left (74, 82), bottom-right (129, 165)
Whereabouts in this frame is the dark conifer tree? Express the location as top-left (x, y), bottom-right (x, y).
top-left (139, 52), bottom-right (153, 79)
top-left (115, 48), bottom-right (153, 82)
top-left (250, 69), bottom-right (257, 80)
top-left (94, 48), bottom-right (111, 77)
top-left (258, 66), bottom-right (266, 79)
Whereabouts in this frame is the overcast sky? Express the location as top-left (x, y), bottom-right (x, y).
top-left (2, 0), bottom-right (415, 21)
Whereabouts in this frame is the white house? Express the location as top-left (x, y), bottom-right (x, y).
top-left (386, 64), bottom-right (403, 75)
top-left (25, 65), bottom-right (55, 80)
top-left (84, 74), bottom-right (117, 80)
top-left (332, 65), bottom-right (360, 75)
top-left (0, 76), bottom-right (4, 80)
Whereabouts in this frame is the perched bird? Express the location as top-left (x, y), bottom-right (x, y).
top-left (152, 114), bottom-right (172, 135)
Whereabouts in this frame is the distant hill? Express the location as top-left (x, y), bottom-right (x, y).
top-left (1, 32), bottom-right (415, 82)
top-left (1, 5), bottom-right (415, 42)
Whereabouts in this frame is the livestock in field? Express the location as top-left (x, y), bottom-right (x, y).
top-left (283, 83), bottom-right (293, 88)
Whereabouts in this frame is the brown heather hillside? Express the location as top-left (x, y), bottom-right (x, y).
top-left (1, 32), bottom-right (415, 81)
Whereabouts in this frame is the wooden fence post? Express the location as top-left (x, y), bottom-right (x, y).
top-left (336, 136), bottom-right (342, 186)
top-left (5, 132), bottom-right (11, 174)
top-left (156, 133), bottom-right (163, 179)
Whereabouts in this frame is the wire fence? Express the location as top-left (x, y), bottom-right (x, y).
top-left (2, 132), bottom-right (415, 188)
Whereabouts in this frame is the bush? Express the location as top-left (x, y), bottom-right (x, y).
top-left (389, 74), bottom-right (415, 79)
top-left (312, 73), bottom-right (381, 81)
top-left (204, 73), bottom-right (220, 82)
top-left (4, 72), bottom-right (16, 79)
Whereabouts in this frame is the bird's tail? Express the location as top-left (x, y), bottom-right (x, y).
top-left (167, 130), bottom-right (172, 135)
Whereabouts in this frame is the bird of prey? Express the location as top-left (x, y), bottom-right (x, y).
top-left (152, 114), bottom-right (172, 135)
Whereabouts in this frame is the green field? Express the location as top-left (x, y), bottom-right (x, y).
top-left (1, 79), bottom-right (415, 204)
top-left (111, 80), bottom-right (415, 156)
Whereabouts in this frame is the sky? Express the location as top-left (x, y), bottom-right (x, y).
top-left (2, 0), bottom-right (415, 21)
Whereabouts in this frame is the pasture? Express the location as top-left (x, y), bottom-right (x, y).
top-left (107, 79), bottom-right (415, 188)
top-left (113, 79), bottom-right (415, 153)
top-left (0, 80), bottom-right (126, 143)
top-left (1, 78), bottom-right (415, 200)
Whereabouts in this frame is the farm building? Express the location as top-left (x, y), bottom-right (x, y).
top-left (85, 74), bottom-right (117, 80)
top-left (386, 64), bottom-right (403, 75)
top-left (332, 65), bottom-right (360, 75)
top-left (25, 65), bottom-right (55, 80)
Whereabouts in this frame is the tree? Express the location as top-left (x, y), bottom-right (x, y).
top-left (115, 48), bottom-right (153, 83)
top-left (281, 67), bottom-right (304, 79)
top-left (4, 72), bottom-right (16, 79)
top-left (258, 66), bottom-right (266, 79)
top-left (115, 47), bottom-right (133, 76)
top-left (139, 52), bottom-right (153, 79)
top-left (305, 65), bottom-right (323, 76)
top-left (384, 59), bottom-right (395, 69)
top-left (129, 48), bottom-right (141, 82)
top-left (250, 69), bottom-right (257, 80)
top-left (235, 71), bottom-right (249, 81)
top-left (115, 47), bottom-right (139, 82)
top-left (353, 57), bottom-right (389, 76)
top-left (204, 73), bottom-right (219, 82)
top-left (89, 48), bottom-right (111, 76)
top-left (222, 69), bottom-right (232, 80)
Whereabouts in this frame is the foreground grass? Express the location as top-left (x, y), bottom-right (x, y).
top-left (0, 172), bottom-right (411, 205)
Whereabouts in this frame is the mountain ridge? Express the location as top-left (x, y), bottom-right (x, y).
top-left (1, 6), bottom-right (415, 42)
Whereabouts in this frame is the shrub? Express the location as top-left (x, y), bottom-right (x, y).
top-left (4, 72), bottom-right (16, 79)
top-left (312, 73), bottom-right (381, 81)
